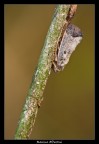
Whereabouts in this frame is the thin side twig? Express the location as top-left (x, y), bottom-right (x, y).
top-left (14, 4), bottom-right (77, 139)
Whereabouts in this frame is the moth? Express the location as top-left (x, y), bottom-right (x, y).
top-left (52, 24), bottom-right (83, 72)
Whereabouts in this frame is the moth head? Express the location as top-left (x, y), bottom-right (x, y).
top-left (66, 24), bottom-right (83, 37)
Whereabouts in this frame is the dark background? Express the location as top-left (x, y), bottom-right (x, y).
top-left (5, 4), bottom-right (95, 139)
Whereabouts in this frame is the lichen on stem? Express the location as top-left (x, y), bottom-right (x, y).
top-left (14, 5), bottom-right (75, 139)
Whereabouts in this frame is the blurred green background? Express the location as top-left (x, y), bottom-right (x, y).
top-left (4, 4), bottom-right (95, 140)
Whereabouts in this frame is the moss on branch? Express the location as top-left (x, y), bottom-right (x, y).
top-left (14, 5), bottom-right (71, 139)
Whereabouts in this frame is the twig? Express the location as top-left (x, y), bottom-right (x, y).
top-left (14, 4), bottom-right (77, 139)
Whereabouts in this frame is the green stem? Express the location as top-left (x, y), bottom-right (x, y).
top-left (14, 5), bottom-right (70, 139)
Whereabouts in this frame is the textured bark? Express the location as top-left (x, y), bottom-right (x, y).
top-left (14, 5), bottom-right (77, 139)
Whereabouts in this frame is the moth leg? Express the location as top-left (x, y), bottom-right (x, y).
top-left (52, 61), bottom-right (60, 72)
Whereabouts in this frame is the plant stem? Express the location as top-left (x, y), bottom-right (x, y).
top-left (14, 5), bottom-right (71, 139)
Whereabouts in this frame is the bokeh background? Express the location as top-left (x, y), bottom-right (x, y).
top-left (4, 4), bottom-right (95, 140)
